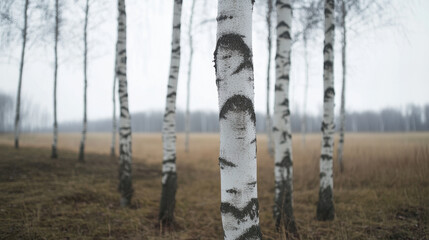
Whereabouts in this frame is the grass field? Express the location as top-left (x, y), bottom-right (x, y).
top-left (0, 132), bottom-right (428, 239)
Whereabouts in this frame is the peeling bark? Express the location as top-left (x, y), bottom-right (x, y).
top-left (215, 1), bottom-right (261, 239)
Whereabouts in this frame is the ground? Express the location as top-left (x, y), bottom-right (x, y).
top-left (0, 133), bottom-right (428, 239)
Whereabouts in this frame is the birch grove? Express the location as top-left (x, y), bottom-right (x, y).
top-left (116, 0), bottom-right (133, 207)
top-left (159, 0), bottom-right (183, 225)
top-left (78, 0), bottom-right (89, 162)
top-left (272, 0), bottom-right (297, 234)
top-left (14, 0), bottom-right (29, 149)
top-left (317, 0), bottom-right (336, 221)
top-left (215, 1), bottom-right (262, 239)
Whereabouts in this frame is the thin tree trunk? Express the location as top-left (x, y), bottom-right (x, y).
top-left (272, 0), bottom-right (297, 235)
top-left (51, 0), bottom-right (59, 159)
top-left (266, 0), bottom-right (274, 157)
top-left (185, 0), bottom-right (196, 153)
top-left (79, 0), bottom-right (89, 162)
top-left (301, 37), bottom-right (309, 146)
top-left (317, 0), bottom-right (335, 221)
top-left (117, 0), bottom-right (133, 207)
top-left (111, 46), bottom-right (118, 157)
top-left (214, 1), bottom-right (262, 239)
top-left (159, 0), bottom-right (183, 225)
top-left (337, 0), bottom-right (346, 173)
top-left (14, 0), bottom-right (29, 149)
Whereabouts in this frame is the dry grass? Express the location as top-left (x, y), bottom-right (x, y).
top-left (0, 132), bottom-right (428, 239)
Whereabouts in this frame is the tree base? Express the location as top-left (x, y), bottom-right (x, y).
top-left (316, 187), bottom-right (335, 221)
top-left (78, 143), bottom-right (85, 162)
top-left (120, 196), bottom-right (130, 207)
top-left (51, 145), bottom-right (58, 159)
top-left (159, 172), bottom-right (177, 226)
top-left (110, 147), bottom-right (115, 157)
top-left (15, 139), bottom-right (19, 149)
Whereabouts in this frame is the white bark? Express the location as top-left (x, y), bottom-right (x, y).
top-left (301, 37), bottom-right (309, 146)
top-left (185, 0), bottom-right (196, 153)
top-left (52, 0), bottom-right (59, 158)
top-left (272, 0), bottom-right (297, 233)
top-left (111, 46), bottom-right (118, 157)
top-left (317, 0), bottom-right (335, 221)
top-left (215, 1), bottom-right (261, 239)
top-left (159, 0), bottom-right (183, 224)
top-left (14, 0), bottom-right (29, 149)
top-left (337, 0), bottom-right (346, 173)
top-left (117, 0), bottom-right (133, 207)
top-left (266, 0), bottom-right (274, 157)
top-left (79, 0), bottom-right (89, 162)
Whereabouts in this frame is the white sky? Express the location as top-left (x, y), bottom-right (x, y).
top-left (1, 0), bottom-right (428, 122)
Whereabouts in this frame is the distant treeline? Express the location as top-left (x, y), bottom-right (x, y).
top-left (1, 92), bottom-right (428, 133)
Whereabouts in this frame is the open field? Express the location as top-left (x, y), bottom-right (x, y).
top-left (0, 132), bottom-right (428, 239)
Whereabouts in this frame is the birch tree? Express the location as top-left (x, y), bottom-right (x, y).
top-left (265, 0), bottom-right (274, 157)
top-left (159, 0), bottom-right (183, 225)
top-left (51, 0), bottom-right (59, 158)
top-left (272, 0), bottom-right (297, 234)
top-left (78, 0), bottom-right (89, 162)
top-left (14, 0), bottom-right (29, 149)
top-left (214, 1), bottom-right (262, 239)
top-left (317, 0), bottom-right (335, 221)
top-left (117, 0), bottom-right (133, 207)
top-left (184, 0), bottom-right (196, 153)
top-left (337, 0), bottom-right (346, 172)
top-left (111, 46), bottom-right (118, 157)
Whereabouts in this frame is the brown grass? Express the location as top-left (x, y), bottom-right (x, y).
top-left (0, 132), bottom-right (428, 239)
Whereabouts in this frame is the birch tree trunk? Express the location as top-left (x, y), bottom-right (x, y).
top-left (266, 0), bottom-right (274, 157)
top-left (185, 0), bottom-right (196, 153)
top-left (272, 0), bottom-right (297, 234)
top-left (214, 1), bottom-right (262, 239)
top-left (117, 0), bottom-right (133, 207)
top-left (301, 37), bottom-right (309, 146)
top-left (51, 0), bottom-right (59, 159)
top-left (159, 0), bottom-right (183, 225)
top-left (317, 0), bottom-right (335, 221)
top-left (337, 0), bottom-right (346, 173)
top-left (14, 0), bottom-right (29, 149)
top-left (111, 46), bottom-right (118, 157)
top-left (79, 0), bottom-right (89, 162)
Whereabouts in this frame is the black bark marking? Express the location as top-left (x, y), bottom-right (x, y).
top-left (248, 181), bottom-right (257, 187)
top-left (214, 34), bottom-right (252, 74)
top-left (167, 92), bottom-right (176, 98)
top-left (219, 157), bottom-right (237, 169)
top-left (320, 172), bottom-right (326, 179)
top-left (324, 60), bottom-right (333, 71)
top-left (163, 157), bottom-right (176, 165)
top-left (324, 87), bottom-right (335, 102)
top-left (275, 150), bottom-right (292, 168)
top-left (280, 98), bottom-right (289, 107)
top-left (276, 21), bottom-right (290, 29)
top-left (250, 138), bottom-right (256, 144)
top-left (220, 198), bottom-right (259, 221)
top-left (272, 127), bottom-right (279, 132)
top-left (321, 154), bottom-right (332, 161)
top-left (317, 186), bottom-right (335, 221)
top-left (279, 31), bottom-right (291, 40)
top-left (275, 84), bottom-right (283, 91)
top-left (276, 2), bottom-right (291, 9)
top-left (279, 74), bottom-right (289, 81)
top-left (323, 136), bottom-right (330, 147)
top-left (324, 43), bottom-right (333, 54)
top-left (219, 95), bottom-right (256, 125)
top-left (172, 46), bottom-right (180, 53)
top-left (226, 188), bottom-right (238, 194)
top-left (173, 23), bottom-right (181, 29)
top-left (216, 14), bottom-right (233, 21)
top-left (236, 225), bottom-right (262, 240)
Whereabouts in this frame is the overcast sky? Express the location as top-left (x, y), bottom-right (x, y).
top-left (1, 0), bottom-right (428, 123)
